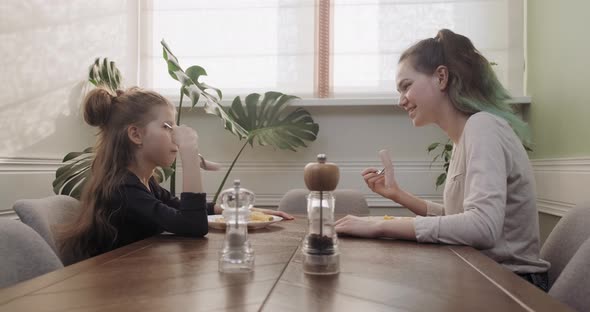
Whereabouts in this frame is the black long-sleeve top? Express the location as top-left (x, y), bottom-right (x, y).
top-left (94, 171), bottom-right (213, 255)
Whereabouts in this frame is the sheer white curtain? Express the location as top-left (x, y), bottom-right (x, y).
top-left (333, 0), bottom-right (524, 97)
top-left (139, 0), bottom-right (524, 100)
top-left (140, 0), bottom-right (316, 99)
top-left (0, 0), bottom-right (138, 156)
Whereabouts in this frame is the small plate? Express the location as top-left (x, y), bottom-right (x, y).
top-left (208, 215), bottom-right (283, 230)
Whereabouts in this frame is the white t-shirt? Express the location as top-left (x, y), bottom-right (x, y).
top-left (414, 112), bottom-right (550, 274)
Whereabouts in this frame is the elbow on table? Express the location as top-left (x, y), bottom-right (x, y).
top-left (179, 211), bottom-right (209, 237)
top-left (468, 224), bottom-right (499, 250)
top-left (171, 219), bottom-right (209, 237)
top-left (188, 224), bottom-right (208, 237)
top-left (470, 235), bottom-right (495, 250)
top-left (461, 211), bottom-right (501, 250)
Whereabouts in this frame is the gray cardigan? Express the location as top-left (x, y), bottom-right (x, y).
top-left (414, 112), bottom-right (550, 274)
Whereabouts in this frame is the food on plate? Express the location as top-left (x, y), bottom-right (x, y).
top-left (214, 211), bottom-right (274, 223)
top-left (381, 215), bottom-right (414, 220)
top-left (250, 211), bottom-right (274, 221)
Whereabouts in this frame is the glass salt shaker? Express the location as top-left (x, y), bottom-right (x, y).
top-left (219, 179), bottom-right (255, 273)
top-left (302, 154), bottom-right (340, 275)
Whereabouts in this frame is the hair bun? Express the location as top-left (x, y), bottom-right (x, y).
top-left (83, 88), bottom-right (116, 127)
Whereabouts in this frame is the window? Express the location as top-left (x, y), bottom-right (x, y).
top-left (139, 0), bottom-right (524, 100)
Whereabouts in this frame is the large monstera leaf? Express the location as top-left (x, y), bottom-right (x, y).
top-left (161, 40), bottom-right (248, 139)
top-left (211, 92), bottom-right (319, 203)
top-left (230, 92), bottom-right (318, 151)
top-left (53, 148), bottom-right (93, 199)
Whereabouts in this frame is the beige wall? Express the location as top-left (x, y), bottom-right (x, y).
top-left (527, 0), bottom-right (590, 239)
top-left (527, 0), bottom-right (590, 158)
top-left (539, 213), bottom-right (561, 245)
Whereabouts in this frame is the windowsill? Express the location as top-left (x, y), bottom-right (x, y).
top-left (167, 94), bottom-right (531, 108)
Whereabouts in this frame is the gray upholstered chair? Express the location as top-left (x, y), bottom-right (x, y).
top-left (278, 188), bottom-right (369, 216)
top-left (13, 195), bottom-right (83, 266)
top-left (278, 189), bottom-right (308, 214)
top-left (0, 219), bottom-right (63, 288)
top-left (333, 189), bottom-right (370, 216)
top-left (541, 201), bottom-right (590, 287)
top-left (549, 237), bottom-right (590, 311)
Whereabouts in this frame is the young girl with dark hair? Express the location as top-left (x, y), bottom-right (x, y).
top-left (59, 87), bottom-right (292, 259)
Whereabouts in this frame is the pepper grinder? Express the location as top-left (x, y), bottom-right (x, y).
top-left (301, 154), bottom-right (340, 275)
top-left (218, 180), bottom-right (255, 273)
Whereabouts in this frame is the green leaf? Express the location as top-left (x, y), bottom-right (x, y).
top-left (87, 57), bottom-right (123, 93)
top-left (200, 82), bottom-right (223, 101)
top-left (436, 173), bottom-right (447, 189)
top-left (232, 92), bottom-right (317, 151)
top-left (154, 166), bottom-right (174, 184)
top-left (60, 168), bottom-right (90, 198)
top-left (245, 93), bottom-right (260, 131)
top-left (427, 139), bottom-right (453, 188)
top-left (62, 150), bottom-right (92, 162)
top-left (53, 150), bottom-right (172, 199)
top-left (54, 157), bottom-right (91, 184)
top-left (427, 142), bottom-right (440, 153)
top-left (212, 92), bottom-right (318, 201)
top-left (53, 157), bottom-right (92, 195)
top-left (161, 40), bottom-right (247, 139)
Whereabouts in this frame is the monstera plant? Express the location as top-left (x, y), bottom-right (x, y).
top-left (54, 44), bottom-right (319, 203)
top-left (160, 40), bottom-right (318, 202)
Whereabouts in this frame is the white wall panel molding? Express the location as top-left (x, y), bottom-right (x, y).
top-left (0, 157), bottom-right (444, 210)
top-left (3, 156), bottom-right (585, 218)
top-left (0, 157), bottom-right (62, 173)
top-left (531, 157), bottom-right (590, 216)
top-left (0, 157), bottom-right (63, 219)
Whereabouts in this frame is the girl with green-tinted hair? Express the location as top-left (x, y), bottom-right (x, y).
top-left (398, 28), bottom-right (532, 148)
top-left (335, 29), bottom-right (550, 291)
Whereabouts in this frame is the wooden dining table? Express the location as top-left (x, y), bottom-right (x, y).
top-left (0, 217), bottom-right (572, 312)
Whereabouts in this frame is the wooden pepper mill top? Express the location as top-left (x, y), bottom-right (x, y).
top-left (304, 154), bottom-right (340, 191)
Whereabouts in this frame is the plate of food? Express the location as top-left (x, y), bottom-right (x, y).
top-left (208, 211), bottom-right (283, 230)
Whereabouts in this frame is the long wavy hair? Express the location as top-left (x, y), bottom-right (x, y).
top-left (399, 29), bottom-right (531, 148)
top-left (57, 87), bottom-right (172, 257)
